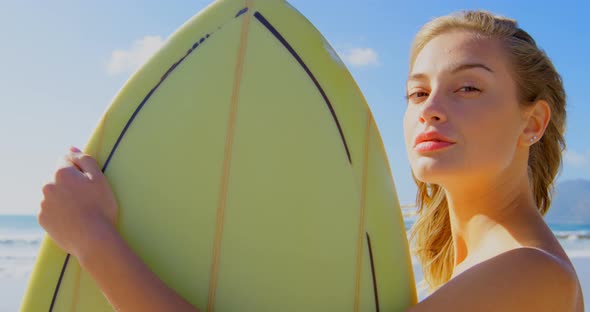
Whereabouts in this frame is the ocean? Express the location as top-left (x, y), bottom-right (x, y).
top-left (1, 215), bottom-right (588, 311)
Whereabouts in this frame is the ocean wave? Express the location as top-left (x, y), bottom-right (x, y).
top-left (0, 263), bottom-right (34, 279)
top-left (0, 255), bottom-right (37, 279)
top-left (0, 238), bottom-right (42, 246)
top-left (0, 255), bottom-right (36, 260)
top-left (553, 231), bottom-right (590, 240)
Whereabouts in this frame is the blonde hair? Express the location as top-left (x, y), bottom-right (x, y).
top-left (408, 10), bottom-right (567, 291)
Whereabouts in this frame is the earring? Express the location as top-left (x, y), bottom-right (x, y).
top-left (530, 136), bottom-right (537, 143)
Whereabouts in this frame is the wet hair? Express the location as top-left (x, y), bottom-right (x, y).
top-left (408, 10), bottom-right (567, 291)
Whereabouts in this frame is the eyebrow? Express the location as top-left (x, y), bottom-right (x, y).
top-left (407, 63), bottom-right (494, 82)
top-left (451, 63), bottom-right (494, 74)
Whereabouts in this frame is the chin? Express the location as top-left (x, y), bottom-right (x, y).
top-left (410, 157), bottom-right (458, 185)
top-left (412, 169), bottom-right (440, 185)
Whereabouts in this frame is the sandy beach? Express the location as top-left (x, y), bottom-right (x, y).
top-left (2, 254), bottom-right (588, 311)
top-left (2, 215), bottom-right (588, 311)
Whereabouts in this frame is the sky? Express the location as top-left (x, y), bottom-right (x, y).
top-left (0, 0), bottom-right (588, 215)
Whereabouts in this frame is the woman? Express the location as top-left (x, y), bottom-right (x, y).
top-left (39, 10), bottom-right (584, 311)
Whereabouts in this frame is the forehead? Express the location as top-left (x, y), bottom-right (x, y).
top-left (411, 30), bottom-right (510, 77)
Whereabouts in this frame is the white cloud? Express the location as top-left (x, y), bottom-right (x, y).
top-left (339, 47), bottom-right (380, 68)
top-left (563, 149), bottom-right (590, 167)
top-left (107, 35), bottom-right (165, 75)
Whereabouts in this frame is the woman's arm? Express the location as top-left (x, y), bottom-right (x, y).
top-left (39, 147), bottom-right (200, 312)
top-left (75, 221), bottom-right (199, 312)
top-left (407, 248), bottom-right (581, 312)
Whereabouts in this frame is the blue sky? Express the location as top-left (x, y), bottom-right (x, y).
top-left (1, 0), bottom-right (588, 215)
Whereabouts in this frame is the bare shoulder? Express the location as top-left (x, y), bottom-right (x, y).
top-left (408, 247), bottom-right (582, 312)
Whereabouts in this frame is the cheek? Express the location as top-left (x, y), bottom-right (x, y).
top-left (403, 108), bottom-right (416, 149)
top-left (403, 107), bottom-right (427, 177)
top-left (461, 100), bottom-right (521, 170)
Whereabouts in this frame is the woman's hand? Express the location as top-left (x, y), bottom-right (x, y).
top-left (38, 146), bottom-right (200, 311)
top-left (38, 146), bottom-right (119, 259)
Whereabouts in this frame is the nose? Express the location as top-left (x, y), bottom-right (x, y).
top-left (419, 90), bottom-right (447, 124)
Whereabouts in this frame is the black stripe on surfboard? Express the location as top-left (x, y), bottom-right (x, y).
top-left (48, 253), bottom-right (70, 311)
top-left (48, 7), bottom-right (249, 310)
top-left (102, 7), bottom-right (248, 171)
top-left (366, 232), bottom-right (380, 312)
top-left (253, 11), bottom-right (352, 164)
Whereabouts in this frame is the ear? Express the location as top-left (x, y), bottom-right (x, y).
top-left (520, 100), bottom-right (551, 146)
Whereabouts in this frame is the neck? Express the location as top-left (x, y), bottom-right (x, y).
top-left (442, 159), bottom-right (539, 267)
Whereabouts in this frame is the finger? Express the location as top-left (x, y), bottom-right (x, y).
top-left (67, 152), bottom-right (102, 179)
top-left (56, 153), bottom-right (73, 169)
top-left (41, 183), bottom-right (57, 198)
top-left (58, 154), bottom-right (82, 173)
top-left (66, 146), bottom-right (84, 171)
top-left (54, 165), bottom-right (80, 186)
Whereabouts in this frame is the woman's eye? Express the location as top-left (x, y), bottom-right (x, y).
top-left (406, 91), bottom-right (429, 101)
top-left (457, 86), bottom-right (481, 93)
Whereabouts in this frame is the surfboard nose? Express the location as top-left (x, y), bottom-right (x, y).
top-left (21, 1), bottom-right (416, 311)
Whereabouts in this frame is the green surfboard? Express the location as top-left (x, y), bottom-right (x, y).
top-left (21, 0), bottom-right (416, 311)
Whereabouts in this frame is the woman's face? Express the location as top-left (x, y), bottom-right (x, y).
top-left (403, 30), bottom-right (528, 186)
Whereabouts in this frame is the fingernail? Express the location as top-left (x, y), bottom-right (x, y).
top-left (70, 146), bottom-right (81, 153)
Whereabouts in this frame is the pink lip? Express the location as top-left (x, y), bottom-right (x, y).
top-left (415, 141), bottom-right (455, 152)
top-left (414, 131), bottom-right (456, 152)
